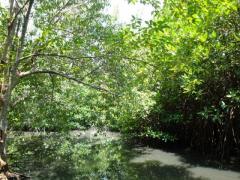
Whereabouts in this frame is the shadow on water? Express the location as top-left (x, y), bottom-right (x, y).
top-left (7, 132), bottom-right (240, 180)
top-left (128, 161), bottom-right (208, 180)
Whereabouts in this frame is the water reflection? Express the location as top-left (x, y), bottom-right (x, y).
top-left (7, 132), bottom-right (240, 180)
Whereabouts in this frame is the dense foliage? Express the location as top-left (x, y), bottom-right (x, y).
top-left (128, 0), bottom-right (240, 159)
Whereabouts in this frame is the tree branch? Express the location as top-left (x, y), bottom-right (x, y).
top-left (19, 70), bottom-right (111, 93)
top-left (19, 53), bottom-right (104, 61)
top-left (9, 0), bottom-right (30, 28)
top-left (12, 0), bottom-right (34, 74)
top-left (19, 53), bottom-right (156, 68)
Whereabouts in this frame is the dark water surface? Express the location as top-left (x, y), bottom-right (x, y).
top-left (7, 130), bottom-right (240, 180)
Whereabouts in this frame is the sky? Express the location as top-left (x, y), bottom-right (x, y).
top-left (106, 0), bottom-right (154, 24)
top-left (0, 0), bottom-right (154, 24)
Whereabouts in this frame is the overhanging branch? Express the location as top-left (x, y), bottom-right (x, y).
top-left (19, 53), bottom-right (156, 68)
top-left (19, 53), bottom-right (104, 61)
top-left (19, 70), bottom-right (110, 93)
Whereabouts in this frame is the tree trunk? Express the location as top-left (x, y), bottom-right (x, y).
top-left (0, 0), bottom-right (34, 178)
top-left (0, 89), bottom-right (10, 161)
top-left (0, 81), bottom-right (26, 180)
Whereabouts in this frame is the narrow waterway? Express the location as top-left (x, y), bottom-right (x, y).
top-left (8, 129), bottom-right (240, 180)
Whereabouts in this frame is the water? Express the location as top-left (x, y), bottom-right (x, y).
top-left (7, 130), bottom-right (240, 180)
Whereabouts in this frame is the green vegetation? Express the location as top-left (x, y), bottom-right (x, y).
top-left (128, 0), bottom-right (240, 160)
top-left (0, 0), bottom-right (239, 177)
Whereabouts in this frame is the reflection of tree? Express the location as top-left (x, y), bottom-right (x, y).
top-left (8, 134), bottom-right (208, 180)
